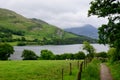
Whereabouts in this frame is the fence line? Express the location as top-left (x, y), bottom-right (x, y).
top-left (77, 62), bottom-right (83, 80)
top-left (69, 63), bottom-right (72, 75)
top-left (77, 58), bottom-right (91, 80)
top-left (61, 58), bottom-right (91, 80)
top-left (62, 68), bottom-right (64, 80)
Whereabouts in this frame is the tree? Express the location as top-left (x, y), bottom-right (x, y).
top-left (40, 50), bottom-right (55, 60)
top-left (55, 54), bottom-right (62, 60)
top-left (83, 41), bottom-right (95, 59)
top-left (17, 42), bottom-right (26, 46)
top-left (88, 0), bottom-right (120, 61)
top-left (59, 53), bottom-right (74, 60)
top-left (0, 43), bottom-right (14, 60)
top-left (21, 49), bottom-right (38, 60)
top-left (21, 37), bottom-right (26, 41)
top-left (74, 51), bottom-right (86, 59)
top-left (95, 52), bottom-right (108, 58)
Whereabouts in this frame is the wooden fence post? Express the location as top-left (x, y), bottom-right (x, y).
top-left (78, 61), bottom-right (79, 69)
top-left (69, 63), bottom-right (72, 75)
top-left (77, 62), bottom-right (83, 80)
top-left (77, 71), bottom-right (81, 80)
top-left (86, 58), bottom-right (87, 67)
top-left (80, 62), bottom-right (83, 72)
top-left (83, 59), bottom-right (85, 70)
top-left (62, 68), bottom-right (64, 80)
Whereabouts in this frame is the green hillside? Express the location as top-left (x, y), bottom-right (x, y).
top-left (0, 8), bottom-right (96, 45)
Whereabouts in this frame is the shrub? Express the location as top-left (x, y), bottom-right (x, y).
top-left (74, 51), bottom-right (86, 59)
top-left (17, 42), bottom-right (26, 46)
top-left (95, 52), bottom-right (108, 58)
top-left (0, 43), bottom-right (14, 60)
top-left (58, 53), bottom-right (74, 60)
top-left (21, 49), bottom-right (38, 60)
top-left (55, 52), bottom-right (85, 60)
top-left (40, 50), bottom-right (55, 60)
top-left (82, 58), bottom-right (100, 80)
top-left (83, 41), bottom-right (95, 59)
top-left (107, 48), bottom-right (116, 62)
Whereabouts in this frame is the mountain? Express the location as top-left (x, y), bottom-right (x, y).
top-left (0, 8), bottom-right (96, 45)
top-left (64, 24), bottom-right (98, 39)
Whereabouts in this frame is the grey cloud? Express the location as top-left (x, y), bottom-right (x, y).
top-left (0, 0), bottom-right (107, 28)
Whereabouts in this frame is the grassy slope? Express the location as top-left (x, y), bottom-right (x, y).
top-left (0, 8), bottom-right (34, 30)
top-left (0, 60), bottom-right (81, 80)
top-left (0, 8), bottom-right (79, 40)
top-left (107, 62), bottom-right (120, 80)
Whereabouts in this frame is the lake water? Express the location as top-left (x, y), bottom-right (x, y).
top-left (10, 44), bottom-right (109, 60)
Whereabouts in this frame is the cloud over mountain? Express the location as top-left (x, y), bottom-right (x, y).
top-left (0, 0), bottom-right (107, 28)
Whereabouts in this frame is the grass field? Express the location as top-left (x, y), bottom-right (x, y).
top-left (0, 60), bottom-right (81, 80)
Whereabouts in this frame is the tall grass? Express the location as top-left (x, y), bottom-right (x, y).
top-left (81, 58), bottom-right (101, 80)
top-left (107, 61), bottom-right (120, 80)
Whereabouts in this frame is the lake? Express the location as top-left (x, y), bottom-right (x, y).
top-left (10, 44), bottom-right (109, 60)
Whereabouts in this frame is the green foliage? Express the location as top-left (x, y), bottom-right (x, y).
top-left (21, 37), bottom-right (26, 41)
top-left (88, 0), bottom-right (120, 61)
top-left (95, 52), bottom-right (108, 62)
top-left (74, 51), bottom-right (86, 59)
top-left (55, 52), bottom-right (85, 60)
top-left (0, 26), bottom-right (24, 36)
top-left (83, 41), bottom-right (95, 58)
top-left (21, 49), bottom-right (38, 60)
top-left (107, 48), bottom-right (117, 62)
top-left (88, 0), bottom-right (120, 17)
top-left (40, 50), bottom-right (55, 60)
top-left (58, 53), bottom-right (71, 60)
top-left (40, 50), bottom-right (85, 60)
top-left (17, 42), bottom-right (26, 46)
top-left (107, 62), bottom-right (120, 80)
top-left (0, 43), bottom-right (14, 60)
top-left (95, 52), bottom-right (108, 58)
top-left (57, 53), bottom-right (75, 60)
top-left (82, 58), bottom-right (101, 80)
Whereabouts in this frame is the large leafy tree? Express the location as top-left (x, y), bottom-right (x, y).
top-left (88, 0), bottom-right (120, 61)
top-left (0, 43), bottom-right (14, 60)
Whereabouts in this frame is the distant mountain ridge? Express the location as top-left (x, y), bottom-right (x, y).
top-left (64, 24), bottom-right (98, 39)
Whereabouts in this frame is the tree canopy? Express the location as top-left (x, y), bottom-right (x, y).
top-left (74, 51), bottom-right (86, 59)
top-left (21, 49), bottom-right (38, 60)
top-left (0, 43), bottom-right (14, 60)
top-left (40, 50), bottom-right (55, 60)
top-left (83, 41), bottom-right (95, 58)
top-left (88, 0), bottom-right (120, 61)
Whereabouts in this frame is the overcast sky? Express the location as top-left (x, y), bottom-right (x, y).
top-left (0, 0), bottom-right (107, 29)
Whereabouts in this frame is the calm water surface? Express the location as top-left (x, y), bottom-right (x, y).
top-left (10, 44), bottom-right (109, 60)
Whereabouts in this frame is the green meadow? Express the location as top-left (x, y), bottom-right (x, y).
top-left (0, 60), bottom-right (81, 80)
